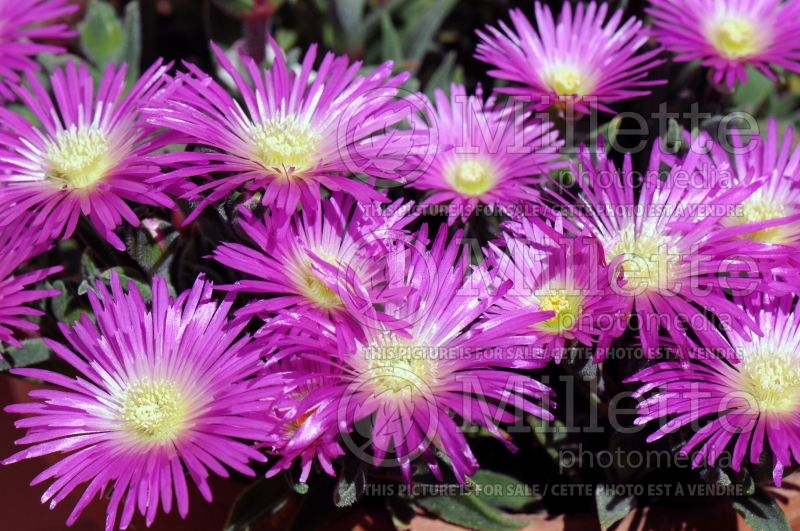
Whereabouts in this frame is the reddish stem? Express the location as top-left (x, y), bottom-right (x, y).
top-left (242, 0), bottom-right (276, 64)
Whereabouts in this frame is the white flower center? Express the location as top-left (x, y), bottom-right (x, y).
top-left (712, 17), bottom-right (759, 59)
top-left (609, 223), bottom-right (677, 293)
top-left (448, 158), bottom-right (497, 197)
top-left (547, 65), bottom-right (587, 96)
top-left (739, 347), bottom-right (800, 413)
top-left (45, 126), bottom-right (111, 189)
top-left (121, 379), bottom-right (186, 441)
top-left (250, 117), bottom-right (321, 177)
top-left (300, 266), bottom-right (342, 309)
top-left (294, 249), bottom-right (344, 310)
top-left (363, 338), bottom-right (437, 399)
top-left (728, 192), bottom-right (791, 244)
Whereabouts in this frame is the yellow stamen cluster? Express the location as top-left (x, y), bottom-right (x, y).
top-left (548, 66), bottom-right (586, 96)
top-left (536, 290), bottom-right (582, 334)
top-left (730, 193), bottom-right (790, 244)
top-left (121, 379), bottom-right (186, 442)
top-left (448, 158), bottom-right (497, 197)
top-left (740, 348), bottom-right (800, 414)
top-left (610, 223), bottom-right (677, 293)
top-left (301, 267), bottom-right (342, 309)
top-left (45, 126), bottom-right (111, 189)
top-left (712, 17), bottom-right (759, 59)
top-left (250, 117), bottom-right (321, 177)
top-left (363, 339), bottom-right (437, 399)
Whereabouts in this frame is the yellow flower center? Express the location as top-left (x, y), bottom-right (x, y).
top-left (728, 193), bottom-right (791, 244)
top-left (713, 17), bottom-right (759, 59)
top-left (363, 339), bottom-right (436, 399)
top-left (121, 379), bottom-right (186, 442)
top-left (740, 348), bottom-right (800, 414)
top-left (250, 117), bottom-right (321, 177)
top-left (301, 267), bottom-right (342, 309)
top-left (448, 158), bottom-right (496, 197)
top-left (536, 290), bottom-right (582, 334)
top-left (45, 126), bottom-right (111, 189)
top-left (609, 223), bottom-right (677, 293)
top-left (548, 66), bottom-right (586, 96)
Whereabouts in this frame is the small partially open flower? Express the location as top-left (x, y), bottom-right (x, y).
top-left (476, 1), bottom-right (664, 114)
top-left (0, 61), bottom-right (175, 250)
top-left (3, 275), bottom-right (274, 530)
top-left (259, 354), bottom-right (346, 483)
top-left (648, 0), bottom-right (800, 87)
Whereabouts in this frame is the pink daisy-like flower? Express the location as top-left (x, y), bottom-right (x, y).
top-left (259, 354), bottom-right (346, 483)
top-left (475, 1), bottom-right (664, 114)
top-left (3, 274), bottom-right (274, 530)
top-left (0, 61), bottom-right (175, 251)
top-left (629, 294), bottom-right (800, 486)
top-left (648, 0), bottom-right (800, 88)
top-left (547, 137), bottom-right (768, 359)
top-left (0, 227), bottom-right (61, 348)
top-left (212, 194), bottom-right (417, 344)
top-left (714, 120), bottom-right (800, 277)
top-left (0, 0), bottom-right (76, 100)
top-left (409, 84), bottom-right (565, 223)
top-left (265, 228), bottom-right (554, 483)
top-left (148, 41), bottom-right (415, 221)
top-left (479, 218), bottom-right (628, 364)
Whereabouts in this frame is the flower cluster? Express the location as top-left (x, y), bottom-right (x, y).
top-left (1, 1), bottom-right (800, 529)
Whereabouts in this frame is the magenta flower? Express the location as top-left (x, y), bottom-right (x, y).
top-left (547, 137), bottom-right (768, 359)
top-left (476, 1), bottom-right (664, 114)
top-left (480, 218), bottom-right (628, 364)
top-left (0, 227), bottom-right (61, 348)
top-left (149, 41), bottom-right (415, 221)
top-left (265, 228), bottom-right (554, 483)
top-left (0, 61), bottom-right (175, 251)
top-left (259, 354), bottom-right (346, 483)
top-left (715, 120), bottom-right (800, 279)
top-left (648, 0), bottom-right (800, 88)
top-left (409, 84), bottom-right (565, 223)
top-left (0, 0), bottom-right (76, 100)
top-left (212, 194), bottom-right (417, 344)
top-left (629, 295), bottom-right (800, 486)
top-left (3, 274), bottom-right (274, 530)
